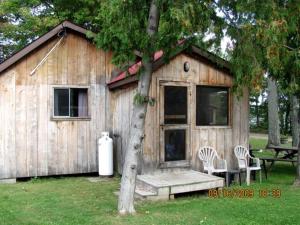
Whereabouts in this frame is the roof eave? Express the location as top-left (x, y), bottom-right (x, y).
top-left (188, 46), bottom-right (231, 72)
top-left (0, 21), bottom-right (89, 74)
top-left (108, 45), bottom-right (232, 90)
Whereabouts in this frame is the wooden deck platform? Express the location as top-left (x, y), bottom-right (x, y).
top-left (135, 170), bottom-right (224, 201)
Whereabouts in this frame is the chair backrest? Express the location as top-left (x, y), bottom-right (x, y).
top-left (234, 145), bottom-right (249, 169)
top-left (198, 146), bottom-right (217, 171)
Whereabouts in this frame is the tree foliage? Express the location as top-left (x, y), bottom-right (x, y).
top-left (1, 0), bottom-right (299, 93)
top-left (0, 0), bottom-right (102, 60)
top-left (215, 0), bottom-right (300, 93)
top-left (93, 0), bottom-right (224, 66)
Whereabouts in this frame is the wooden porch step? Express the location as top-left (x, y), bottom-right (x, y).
top-left (135, 187), bottom-right (158, 201)
top-left (135, 188), bottom-right (157, 197)
top-left (135, 170), bottom-right (224, 201)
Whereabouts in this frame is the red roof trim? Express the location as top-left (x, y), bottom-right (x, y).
top-left (108, 50), bottom-right (163, 84)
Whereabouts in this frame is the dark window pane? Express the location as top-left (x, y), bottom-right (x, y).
top-left (164, 86), bottom-right (187, 124)
top-left (70, 88), bottom-right (88, 117)
top-left (54, 89), bottom-right (69, 116)
top-left (196, 86), bottom-right (228, 126)
top-left (165, 129), bottom-right (186, 161)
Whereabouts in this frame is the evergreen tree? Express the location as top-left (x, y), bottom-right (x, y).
top-left (2, 0), bottom-right (300, 210)
top-left (0, 0), bottom-right (102, 59)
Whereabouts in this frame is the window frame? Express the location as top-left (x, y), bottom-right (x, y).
top-left (195, 85), bottom-right (231, 128)
top-left (51, 85), bottom-right (91, 121)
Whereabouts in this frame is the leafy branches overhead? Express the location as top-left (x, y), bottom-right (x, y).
top-left (217, 0), bottom-right (300, 93)
top-left (93, 0), bottom-right (224, 66)
top-left (1, 0), bottom-right (298, 95)
top-left (0, 0), bottom-right (102, 60)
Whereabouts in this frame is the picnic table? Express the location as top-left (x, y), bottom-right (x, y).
top-left (267, 145), bottom-right (299, 160)
top-left (259, 145), bottom-right (299, 179)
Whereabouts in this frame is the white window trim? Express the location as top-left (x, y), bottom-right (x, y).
top-left (51, 85), bottom-right (91, 121)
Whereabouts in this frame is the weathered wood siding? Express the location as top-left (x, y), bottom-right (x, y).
top-left (0, 32), bottom-right (248, 179)
top-left (0, 71), bottom-right (16, 179)
top-left (111, 54), bottom-right (249, 174)
top-left (111, 86), bottom-right (135, 174)
top-left (0, 33), bottom-right (114, 179)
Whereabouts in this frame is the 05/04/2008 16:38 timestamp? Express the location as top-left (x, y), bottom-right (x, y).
top-left (208, 188), bottom-right (282, 198)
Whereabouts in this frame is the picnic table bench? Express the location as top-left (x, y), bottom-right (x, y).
top-left (260, 157), bottom-right (297, 179)
top-left (258, 145), bottom-right (299, 179)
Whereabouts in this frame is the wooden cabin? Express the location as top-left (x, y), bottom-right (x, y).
top-left (108, 48), bottom-right (249, 175)
top-left (0, 21), bottom-right (248, 181)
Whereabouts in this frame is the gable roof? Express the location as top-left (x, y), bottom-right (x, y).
top-left (0, 20), bottom-right (232, 89)
top-left (0, 21), bottom-right (89, 74)
top-left (108, 45), bottom-right (231, 90)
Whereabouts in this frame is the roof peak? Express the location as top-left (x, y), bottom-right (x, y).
top-left (108, 45), bottom-right (231, 90)
top-left (0, 20), bottom-right (89, 74)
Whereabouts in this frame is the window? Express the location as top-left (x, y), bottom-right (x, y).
top-left (54, 88), bottom-right (88, 117)
top-left (196, 86), bottom-right (229, 126)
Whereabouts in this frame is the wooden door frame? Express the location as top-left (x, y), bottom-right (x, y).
top-left (158, 80), bottom-right (191, 168)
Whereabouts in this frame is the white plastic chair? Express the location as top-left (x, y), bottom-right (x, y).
top-left (198, 146), bottom-right (227, 176)
top-left (234, 145), bottom-right (262, 186)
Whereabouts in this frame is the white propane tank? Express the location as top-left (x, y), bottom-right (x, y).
top-left (98, 132), bottom-right (113, 176)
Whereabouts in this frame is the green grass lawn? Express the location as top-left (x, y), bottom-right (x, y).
top-left (0, 138), bottom-right (299, 225)
top-left (250, 137), bottom-right (293, 157)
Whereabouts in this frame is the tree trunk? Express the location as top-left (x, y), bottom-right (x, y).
top-left (255, 95), bottom-right (260, 127)
top-left (290, 94), bottom-right (299, 147)
top-left (292, 96), bottom-right (300, 186)
top-left (284, 100), bottom-right (290, 135)
top-left (0, 45), bottom-right (4, 63)
top-left (293, 133), bottom-right (300, 186)
top-left (297, 143), bottom-right (300, 180)
top-left (118, 1), bottom-right (160, 215)
top-left (267, 77), bottom-right (280, 146)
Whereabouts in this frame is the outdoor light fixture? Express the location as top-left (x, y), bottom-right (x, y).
top-left (183, 61), bottom-right (190, 72)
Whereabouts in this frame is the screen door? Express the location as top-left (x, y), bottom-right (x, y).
top-left (159, 81), bottom-right (190, 167)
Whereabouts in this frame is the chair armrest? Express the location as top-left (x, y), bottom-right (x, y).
top-left (223, 159), bottom-right (228, 170)
top-left (215, 156), bottom-right (228, 170)
top-left (249, 156), bottom-right (260, 167)
top-left (238, 158), bottom-right (248, 168)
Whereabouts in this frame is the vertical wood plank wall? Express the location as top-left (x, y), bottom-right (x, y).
top-left (0, 33), bottom-right (113, 179)
top-left (111, 86), bottom-right (135, 174)
top-left (111, 54), bottom-right (249, 174)
top-left (0, 32), bottom-right (248, 179)
top-left (0, 71), bottom-right (16, 179)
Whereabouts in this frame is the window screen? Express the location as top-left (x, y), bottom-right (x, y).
top-left (196, 86), bottom-right (229, 126)
top-left (54, 88), bottom-right (88, 117)
top-left (164, 86), bottom-right (187, 124)
top-left (164, 129), bottom-right (186, 161)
